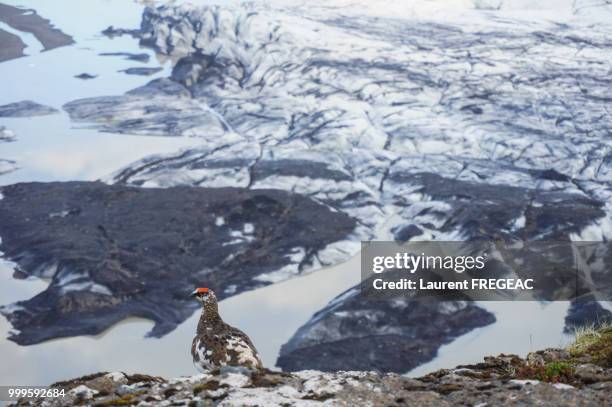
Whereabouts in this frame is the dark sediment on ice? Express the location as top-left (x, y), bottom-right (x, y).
top-left (277, 286), bottom-right (496, 373)
top-left (0, 181), bottom-right (356, 345)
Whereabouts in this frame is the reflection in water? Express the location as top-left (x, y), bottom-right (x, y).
top-left (408, 301), bottom-right (572, 376)
top-left (0, 254), bottom-right (361, 385)
top-left (0, 114), bottom-right (203, 185)
top-left (0, 20), bottom-right (44, 55)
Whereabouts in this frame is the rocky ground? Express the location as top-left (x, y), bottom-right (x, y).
top-left (10, 326), bottom-right (612, 406)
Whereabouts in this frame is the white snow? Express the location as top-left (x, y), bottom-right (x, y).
top-left (510, 379), bottom-right (540, 386)
top-left (68, 385), bottom-right (99, 399)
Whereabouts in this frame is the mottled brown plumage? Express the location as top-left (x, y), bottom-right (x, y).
top-left (190, 288), bottom-right (263, 372)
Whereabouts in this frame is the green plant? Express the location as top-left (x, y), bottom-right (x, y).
top-left (515, 361), bottom-right (574, 383)
top-left (567, 322), bottom-right (612, 368)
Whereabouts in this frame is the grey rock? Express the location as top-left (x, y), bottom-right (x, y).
top-left (526, 349), bottom-right (571, 366)
top-left (448, 383), bottom-right (606, 407)
top-left (0, 100), bottom-right (58, 117)
top-left (84, 372), bottom-right (128, 394)
top-left (574, 364), bottom-right (609, 384)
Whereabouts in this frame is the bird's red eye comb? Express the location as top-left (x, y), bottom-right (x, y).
top-left (196, 287), bottom-right (209, 294)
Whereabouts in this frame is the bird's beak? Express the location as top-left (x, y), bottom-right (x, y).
top-left (189, 290), bottom-right (198, 298)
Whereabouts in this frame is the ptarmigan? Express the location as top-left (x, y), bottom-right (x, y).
top-left (190, 287), bottom-right (263, 372)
